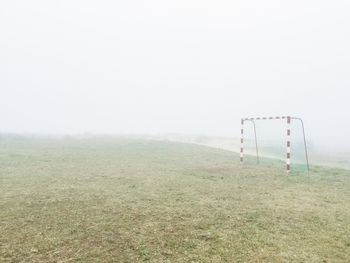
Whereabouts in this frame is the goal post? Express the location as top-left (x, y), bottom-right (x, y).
top-left (240, 116), bottom-right (309, 174)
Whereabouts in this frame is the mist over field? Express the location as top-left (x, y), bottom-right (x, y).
top-left (1, 2), bottom-right (350, 262)
top-left (1, 0), bottom-right (349, 151)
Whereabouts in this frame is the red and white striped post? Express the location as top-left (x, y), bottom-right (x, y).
top-left (240, 118), bottom-right (244, 164)
top-left (286, 116), bottom-right (291, 173)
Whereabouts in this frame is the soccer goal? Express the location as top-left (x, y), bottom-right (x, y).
top-left (240, 116), bottom-right (309, 173)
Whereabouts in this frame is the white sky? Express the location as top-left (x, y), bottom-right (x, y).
top-left (1, 0), bottom-right (349, 150)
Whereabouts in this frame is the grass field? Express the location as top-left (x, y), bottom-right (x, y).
top-left (1, 137), bottom-right (350, 262)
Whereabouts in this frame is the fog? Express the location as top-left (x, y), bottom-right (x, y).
top-left (1, 1), bottom-right (349, 151)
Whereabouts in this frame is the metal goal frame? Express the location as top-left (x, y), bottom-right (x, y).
top-left (240, 116), bottom-right (309, 173)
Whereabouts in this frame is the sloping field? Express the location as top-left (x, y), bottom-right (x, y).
top-left (159, 134), bottom-right (350, 170)
top-left (1, 137), bottom-right (350, 262)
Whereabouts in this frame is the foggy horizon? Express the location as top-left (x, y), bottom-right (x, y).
top-left (1, 1), bottom-right (349, 151)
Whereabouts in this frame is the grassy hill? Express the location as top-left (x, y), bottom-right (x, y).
top-left (1, 137), bottom-right (349, 262)
top-left (159, 134), bottom-right (350, 170)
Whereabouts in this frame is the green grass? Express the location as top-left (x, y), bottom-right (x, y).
top-left (1, 137), bottom-right (350, 262)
